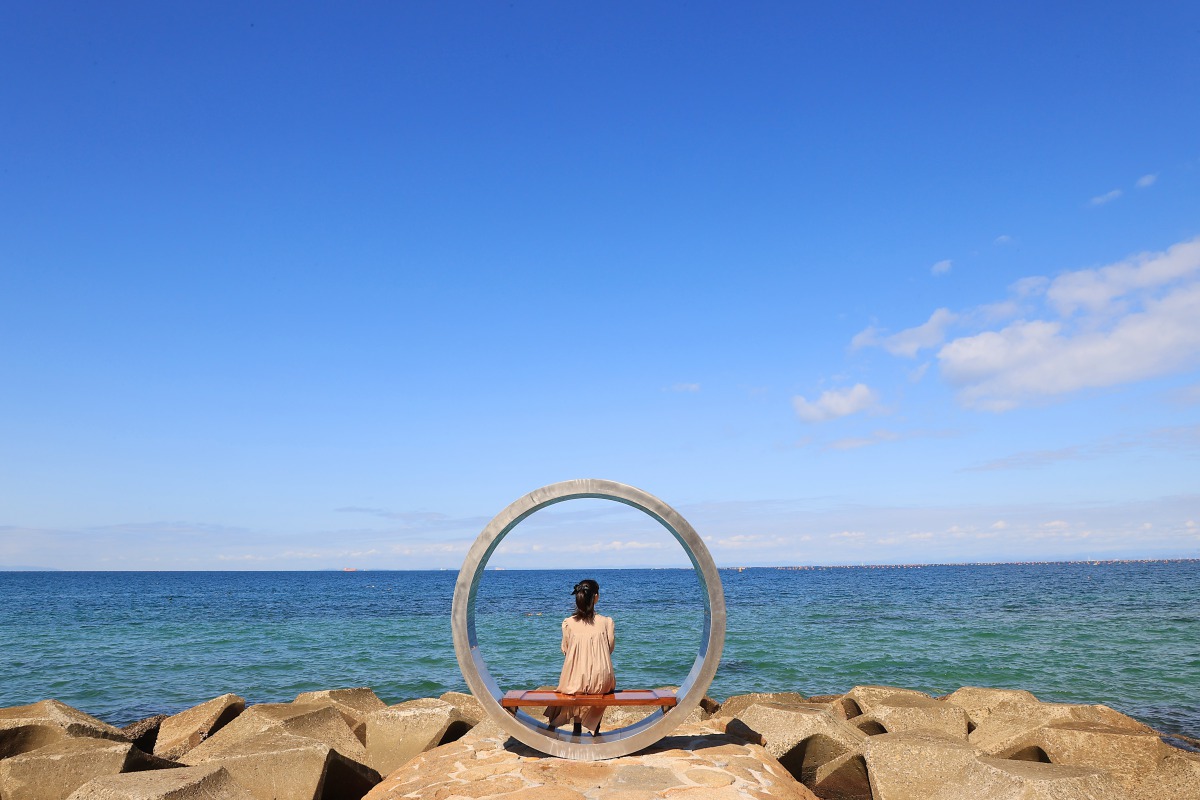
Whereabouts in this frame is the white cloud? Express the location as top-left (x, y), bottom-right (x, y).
top-left (994, 235), bottom-right (1014, 246)
top-left (1136, 173), bottom-right (1158, 188)
top-left (991, 520), bottom-right (1008, 530)
top-left (930, 236), bottom-right (1200, 410)
top-left (940, 282), bottom-right (1200, 410)
top-left (931, 259), bottom-right (953, 276)
top-left (792, 383), bottom-right (879, 422)
top-left (667, 383), bottom-right (701, 392)
top-left (1045, 237), bottom-right (1200, 316)
top-left (1090, 189), bottom-right (1122, 206)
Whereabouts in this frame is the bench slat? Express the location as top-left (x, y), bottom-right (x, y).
top-left (500, 689), bottom-right (677, 708)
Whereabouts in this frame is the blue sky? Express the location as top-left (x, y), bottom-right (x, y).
top-left (2, 3), bottom-right (1198, 570)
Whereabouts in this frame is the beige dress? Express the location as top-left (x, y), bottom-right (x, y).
top-left (546, 613), bottom-right (616, 731)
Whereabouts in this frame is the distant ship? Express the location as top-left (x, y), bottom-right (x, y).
top-left (342, 567), bottom-right (358, 572)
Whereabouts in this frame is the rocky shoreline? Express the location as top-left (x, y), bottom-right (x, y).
top-left (2, 685), bottom-right (1197, 799)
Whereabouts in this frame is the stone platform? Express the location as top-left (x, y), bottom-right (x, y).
top-left (364, 719), bottom-right (816, 800)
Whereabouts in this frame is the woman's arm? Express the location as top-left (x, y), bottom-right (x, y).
top-left (561, 618), bottom-right (569, 654)
top-left (607, 617), bottom-right (615, 653)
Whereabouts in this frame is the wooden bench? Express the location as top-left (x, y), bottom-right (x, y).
top-left (501, 689), bottom-right (677, 715)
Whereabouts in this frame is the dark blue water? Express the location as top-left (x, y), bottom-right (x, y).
top-left (2, 564), bottom-right (1197, 737)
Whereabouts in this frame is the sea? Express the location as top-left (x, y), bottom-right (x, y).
top-left (2, 563), bottom-right (1198, 738)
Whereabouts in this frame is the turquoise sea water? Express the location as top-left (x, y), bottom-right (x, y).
top-left (1, 564), bottom-right (1197, 737)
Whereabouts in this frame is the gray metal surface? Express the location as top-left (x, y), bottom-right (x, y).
top-left (451, 479), bottom-right (726, 760)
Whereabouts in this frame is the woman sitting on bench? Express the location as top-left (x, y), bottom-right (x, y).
top-left (546, 578), bottom-right (615, 737)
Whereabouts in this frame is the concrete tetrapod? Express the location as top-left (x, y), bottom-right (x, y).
top-left (451, 479), bottom-right (725, 760)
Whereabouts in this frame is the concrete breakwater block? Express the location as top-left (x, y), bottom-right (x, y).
top-left (861, 729), bottom-right (1131, 799)
top-left (714, 691), bottom-right (809, 721)
top-left (182, 702), bottom-right (370, 767)
top-left (721, 701), bottom-right (870, 798)
top-left (850, 694), bottom-right (970, 740)
top-left (294, 688), bottom-right (386, 745)
top-left (940, 686), bottom-right (1040, 730)
top-left (179, 699), bottom-right (382, 799)
top-left (715, 685), bottom-right (1200, 800)
top-left (363, 698), bottom-right (472, 777)
top-left (153, 694), bottom-right (245, 761)
top-left (121, 716), bottom-right (168, 755)
top-left (66, 764), bottom-right (254, 800)
top-left (972, 709), bottom-right (1200, 800)
top-left (842, 686), bottom-right (933, 720)
top-left (437, 691), bottom-right (486, 727)
top-left (185, 729), bottom-right (379, 800)
top-left (0, 737), bottom-right (177, 800)
top-left (0, 699), bottom-right (130, 759)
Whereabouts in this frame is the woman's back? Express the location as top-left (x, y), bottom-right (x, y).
top-left (557, 613), bottom-right (615, 695)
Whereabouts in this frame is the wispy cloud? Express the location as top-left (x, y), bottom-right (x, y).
top-left (92, 521), bottom-right (247, 536)
top-left (852, 308), bottom-right (958, 358)
top-left (994, 235), bottom-right (1014, 246)
top-left (964, 425), bottom-right (1200, 471)
top-left (1136, 173), bottom-right (1158, 188)
top-left (666, 382), bottom-right (701, 393)
top-left (827, 430), bottom-right (900, 450)
top-left (931, 259), bottom-right (953, 276)
top-left (792, 383), bottom-right (880, 422)
top-left (1089, 189), bottom-right (1122, 206)
top-left (335, 507), bottom-right (449, 524)
top-left (824, 427), bottom-right (955, 451)
top-left (710, 533), bottom-right (795, 551)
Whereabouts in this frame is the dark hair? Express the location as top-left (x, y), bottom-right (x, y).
top-left (572, 579), bottom-right (599, 623)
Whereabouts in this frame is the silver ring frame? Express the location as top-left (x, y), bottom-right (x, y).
top-left (451, 479), bottom-right (726, 760)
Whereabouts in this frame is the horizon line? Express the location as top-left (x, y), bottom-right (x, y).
top-left (3, 557), bottom-right (1198, 573)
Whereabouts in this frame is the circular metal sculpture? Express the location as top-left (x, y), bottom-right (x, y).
top-left (452, 479), bottom-right (726, 760)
